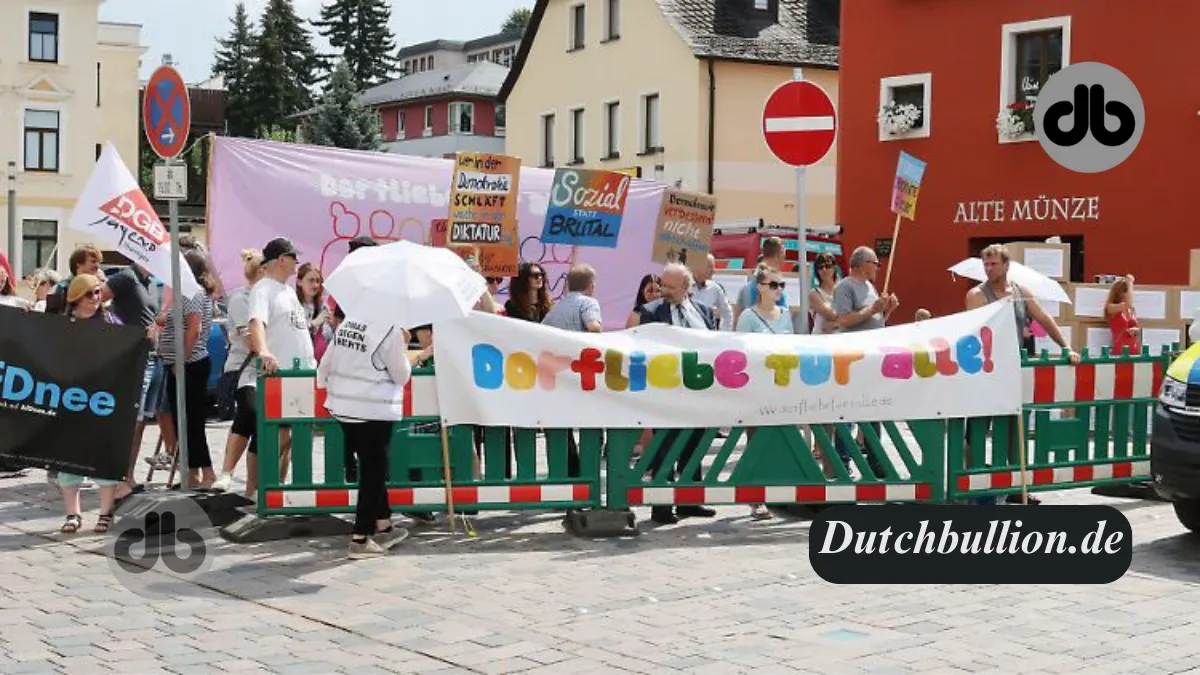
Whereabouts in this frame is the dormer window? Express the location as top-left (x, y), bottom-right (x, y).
top-left (751, 0), bottom-right (778, 19)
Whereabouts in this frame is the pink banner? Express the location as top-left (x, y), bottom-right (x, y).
top-left (208, 138), bottom-right (666, 329)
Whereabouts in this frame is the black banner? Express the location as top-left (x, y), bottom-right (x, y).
top-left (0, 307), bottom-right (149, 481)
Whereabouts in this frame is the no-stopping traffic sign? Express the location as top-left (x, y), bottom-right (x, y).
top-left (762, 80), bottom-right (837, 167)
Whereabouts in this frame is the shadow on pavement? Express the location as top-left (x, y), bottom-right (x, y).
top-left (1130, 533), bottom-right (1200, 584)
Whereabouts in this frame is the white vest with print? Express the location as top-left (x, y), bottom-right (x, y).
top-left (322, 320), bottom-right (408, 422)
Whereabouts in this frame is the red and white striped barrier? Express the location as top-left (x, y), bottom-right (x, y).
top-left (627, 483), bottom-right (933, 506)
top-left (1022, 361), bottom-right (1163, 405)
top-left (262, 374), bottom-right (439, 420)
top-left (264, 483), bottom-right (592, 509)
top-left (955, 460), bottom-right (1150, 493)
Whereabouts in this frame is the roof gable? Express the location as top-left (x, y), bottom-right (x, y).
top-left (500, 0), bottom-right (839, 102)
top-left (359, 61), bottom-right (509, 107)
top-left (658, 0), bottom-right (839, 67)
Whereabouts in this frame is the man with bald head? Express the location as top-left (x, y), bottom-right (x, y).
top-left (633, 263), bottom-right (716, 330)
top-left (632, 263), bottom-right (717, 524)
top-left (690, 253), bottom-right (733, 331)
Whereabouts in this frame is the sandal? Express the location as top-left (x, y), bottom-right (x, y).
top-left (60, 514), bottom-right (82, 534)
top-left (94, 513), bottom-right (114, 534)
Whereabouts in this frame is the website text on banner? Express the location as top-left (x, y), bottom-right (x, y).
top-left (69, 142), bottom-right (201, 298)
top-left (0, 308), bottom-right (149, 481)
top-left (433, 300), bottom-right (1022, 429)
top-left (206, 137), bottom-right (668, 329)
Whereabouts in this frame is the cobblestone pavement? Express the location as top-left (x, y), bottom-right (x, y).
top-left (2, 421), bottom-right (1200, 674)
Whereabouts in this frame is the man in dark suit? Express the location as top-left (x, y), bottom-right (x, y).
top-left (631, 263), bottom-right (718, 524)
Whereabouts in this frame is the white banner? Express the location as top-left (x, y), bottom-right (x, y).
top-left (68, 142), bottom-right (201, 298)
top-left (433, 300), bottom-right (1023, 428)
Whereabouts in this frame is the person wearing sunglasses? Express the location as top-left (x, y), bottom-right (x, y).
top-left (735, 265), bottom-right (794, 520)
top-left (809, 252), bottom-right (840, 334)
top-left (505, 263), bottom-right (553, 323)
top-left (56, 274), bottom-right (129, 534)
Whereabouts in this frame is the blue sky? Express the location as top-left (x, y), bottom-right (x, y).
top-left (99, 0), bottom-right (535, 83)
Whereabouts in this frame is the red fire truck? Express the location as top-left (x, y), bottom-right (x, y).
top-left (709, 220), bottom-right (847, 276)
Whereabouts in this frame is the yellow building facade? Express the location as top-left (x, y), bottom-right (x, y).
top-left (500, 0), bottom-right (840, 229)
top-left (0, 1), bottom-right (145, 279)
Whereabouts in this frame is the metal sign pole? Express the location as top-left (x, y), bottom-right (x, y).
top-left (167, 156), bottom-right (188, 491)
top-left (793, 67), bottom-right (811, 336)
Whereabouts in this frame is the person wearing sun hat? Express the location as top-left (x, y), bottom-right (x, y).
top-left (56, 273), bottom-right (125, 534)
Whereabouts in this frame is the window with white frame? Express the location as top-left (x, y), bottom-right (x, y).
top-left (605, 0), bottom-right (621, 41)
top-left (29, 12), bottom-right (59, 63)
top-left (569, 108), bottom-right (585, 163)
top-left (449, 102), bottom-right (474, 134)
top-left (641, 93), bottom-right (661, 153)
top-left (424, 105), bottom-right (434, 134)
top-left (569, 3), bottom-right (585, 50)
top-left (999, 17), bottom-right (1070, 140)
top-left (494, 105), bottom-right (506, 137)
top-left (604, 101), bottom-right (620, 158)
top-left (396, 109), bottom-right (405, 136)
top-left (541, 113), bottom-right (556, 167)
top-left (754, 0), bottom-right (769, 9)
top-left (24, 109), bottom-right (60, 172)
top-left (878, 73), bottom-right (932, 140)
top-left (22, 220), bottom-right (57, 270)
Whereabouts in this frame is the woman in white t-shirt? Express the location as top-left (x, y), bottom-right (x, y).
top-left (213, 249), bottom-right (266, 496)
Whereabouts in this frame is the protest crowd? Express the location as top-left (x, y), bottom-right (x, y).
top-left (2, 140), bottom-right (1196, 562)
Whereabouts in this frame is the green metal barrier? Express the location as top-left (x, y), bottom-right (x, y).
top-left (945, 345), bottom-right (1176, 503)
top-left (255, 363), bottom-right (601, 516)
top-left (249, 345), bottom-right (1177, 531)
top-left (602, 421), bottom-right (946, 512)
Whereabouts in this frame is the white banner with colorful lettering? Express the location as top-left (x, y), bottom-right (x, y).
top-left (432, 300), bottom-right (1022, 428)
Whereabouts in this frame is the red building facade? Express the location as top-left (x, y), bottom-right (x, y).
top-left (377, 98), bottom-right (500, 144)
top-left (837, 0), bottom-right (1200, 319)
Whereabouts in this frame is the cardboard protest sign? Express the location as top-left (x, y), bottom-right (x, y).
top-left (541, 168), bottom-right (631, 248)
top-left (448, 152), bottom-right (520, 276)
top-left (651, 188), bottom-right (717, 275)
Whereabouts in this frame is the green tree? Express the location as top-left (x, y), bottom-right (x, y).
top-left (501, 7), bottom-right (532, 34)
top-left (244, 0), bottom-right (320, 135)
top-left (312, 0), bottom-right (397, 87)
top-left (211, 1), bottom-right (258, 137)
top-left (303, 59), bottom-right (381, 151)
top-left (261, 127), bottom-right (298, 143)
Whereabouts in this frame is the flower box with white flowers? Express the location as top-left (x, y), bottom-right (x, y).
top-left (997, 101), bottom-right (1036, 140)
top-left (877, 101), bottom-right (923, 137)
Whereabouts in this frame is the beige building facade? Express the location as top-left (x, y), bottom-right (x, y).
top-left (500, 0), bottom-right (840, 229)
top-left (0, 0), bottom-right (145, 279)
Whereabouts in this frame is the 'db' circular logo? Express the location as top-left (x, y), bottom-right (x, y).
top-left (1034, 62), bottom-right (1145, 174)
top-left (103, 496), bottom-right (214, 599)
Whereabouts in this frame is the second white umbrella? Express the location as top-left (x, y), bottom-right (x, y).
top-left (948, 257), bottom-right (1071, 304)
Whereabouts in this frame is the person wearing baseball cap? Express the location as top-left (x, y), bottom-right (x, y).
top-left (348, 236), bottom-right (378, 253)
top-left (248, 237), bottom-right (312, 483)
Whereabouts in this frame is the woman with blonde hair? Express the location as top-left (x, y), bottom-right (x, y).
top-left (213, 249), bottom-right (267, 495)
top-left (58, 275), bottom-right (127, 533)
top-left (1105, 274), bottom-right (1141, 356)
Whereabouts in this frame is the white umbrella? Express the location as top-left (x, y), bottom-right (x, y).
top-left (948, 258), bottom-right (1072, 304)
top-left (324, 240), bottom-right (487, 328)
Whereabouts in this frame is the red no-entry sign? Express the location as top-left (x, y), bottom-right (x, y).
top-left (143, 65), bottom-right (191, 159)
top-left (762, 80), bottom-right (837, 167)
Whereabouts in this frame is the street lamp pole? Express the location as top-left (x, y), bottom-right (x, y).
top-left (6, 161), bottom-right (17, 279)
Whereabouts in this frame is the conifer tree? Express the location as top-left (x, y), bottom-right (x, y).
top-left (304, 59), bottom-right (382, 151)
top-left (244, 0), bottom-right (320, 135)
top-left (313, 0), bottom-right (398, 87)
top-left (211, 2), bottom-right (258, 137)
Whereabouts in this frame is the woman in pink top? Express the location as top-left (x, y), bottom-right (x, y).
top-left (1105, 275), bottom-right (1141, 356)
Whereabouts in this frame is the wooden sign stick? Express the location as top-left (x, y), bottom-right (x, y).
top-left (881, 212), bottom-right (904, 295)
